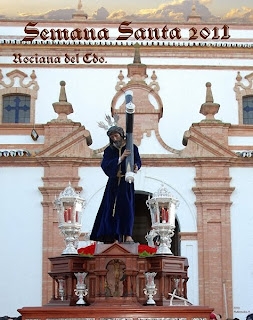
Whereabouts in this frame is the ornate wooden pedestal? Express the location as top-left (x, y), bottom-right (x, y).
top-left (47, 242), bottom-right (189, 306)
top-left (18, 243), bottom-right (213, 320)
top-left (19, 305), bottom-right (213, 320)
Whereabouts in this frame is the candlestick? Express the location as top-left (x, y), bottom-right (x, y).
top-left (162, 208), bottom-right (166, 223)
top-left (165, 208), bottom-right (169, 223)
top-left (68, 208), bottom-right (71, 222)
top-left (64, 209), bottom-right (68, 222)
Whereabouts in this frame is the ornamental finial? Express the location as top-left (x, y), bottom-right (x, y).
top-left (205, 82), bottom-right (214, 103)
top-left (59, 81), bottom-right (67, 102)
top-left (78, 0), bottom-right (82, 11)
top-left (199, 82), bottom-right (220, 121)
top-left (133, 43), bottom-right (141, 64)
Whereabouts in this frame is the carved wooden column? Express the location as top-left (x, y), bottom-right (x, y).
top-left (126, 273), bottom-right (132, 296)
top-left (132, 270), bottom-right (138, 297)
top-left (100, 272), bottom-right (106, 297)
top-left (159, 273), bottom-right (165, 301)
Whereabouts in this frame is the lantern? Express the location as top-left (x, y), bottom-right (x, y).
top-left (54, 182), bottom-right (85, 255)
top-left (146, 185), bottom-right (179, 254)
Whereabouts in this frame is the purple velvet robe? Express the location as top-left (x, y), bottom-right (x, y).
top-left (90, 144), bottom-right (141, 242)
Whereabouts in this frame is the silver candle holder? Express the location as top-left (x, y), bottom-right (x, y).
top-left (74, 272), bottom-right (88, 305)
top-left (58, 278), bottom-right (65, 301)
top-left (54, 182), bottom-right (85, 255)
top-left (146, 185), bottom-right (179, 255)
top-left (143, 272), bottom-right (157, 305)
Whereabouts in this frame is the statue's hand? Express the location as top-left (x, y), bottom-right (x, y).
top-left (121, 149), bottom-right (131, 161)
top-left (134, 164), bottom-right (139, 173)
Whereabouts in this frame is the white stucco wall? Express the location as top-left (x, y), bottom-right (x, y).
top-left (0, 135), bottom-right (45, 144)
top-left (229, 136), bottom-right (253, 146)
top-left (181, 240), bottom-right (199, 305)
top-left (0, 167), bottom-right (44, 317)
top-left (230, 168), bottom-right (253, 319)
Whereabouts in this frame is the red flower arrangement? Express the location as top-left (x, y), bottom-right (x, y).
top-left (78, 243), bottom-right (96, 257)
top-left (77, 243), bottom-right (157, 257)
top-left (138, 244), bottom-right (157, 257)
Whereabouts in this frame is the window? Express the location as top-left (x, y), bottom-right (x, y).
top-left (0, 69), bottom-right (39, 124)
top-left (3, 94), bottom-right (31, 123)
top-left (243, 95), bottom-right (253, 124)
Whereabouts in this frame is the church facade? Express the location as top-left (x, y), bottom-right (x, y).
top-left (0, 8), bottom-right (253, 319)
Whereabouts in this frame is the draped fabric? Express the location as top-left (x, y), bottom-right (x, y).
top-left (90, 144), bottom-right (141, 243)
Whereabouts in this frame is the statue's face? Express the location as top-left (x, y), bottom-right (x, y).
top-left (110, 132), bottom-right (123, 148)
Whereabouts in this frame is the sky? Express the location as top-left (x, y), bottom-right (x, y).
top-left (0, 0), bottom-right (253, 22)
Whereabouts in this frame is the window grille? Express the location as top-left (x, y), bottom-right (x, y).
top-left (3, 94), bottom-right (31, 123)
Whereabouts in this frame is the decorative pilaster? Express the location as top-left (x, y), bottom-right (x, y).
top-left (185, 83), bottom-right (234, 317)
top-left (181, 81), bottom-right (236, 316)
top-left (40, 168), bottom-right (83, 304)
top-left (193, 160), bottom-right (234, 317)
top-left (38, 81), bottom-right (92, 304)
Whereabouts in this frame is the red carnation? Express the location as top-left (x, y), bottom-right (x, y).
top-left (78, 243), bottom-right (96, 256)
top-left (138, 244), bottom-right (157, 256)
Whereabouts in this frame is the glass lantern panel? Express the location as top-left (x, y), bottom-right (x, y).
top-left (149, 204), bottom-right (157, 224)
top-left (75, 202), bottom-right (82, 212)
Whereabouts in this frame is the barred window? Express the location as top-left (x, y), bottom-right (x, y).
top-left (3, 94), bottom-right (31, 123)
top-left (243, 95), bottom-right (253, 124)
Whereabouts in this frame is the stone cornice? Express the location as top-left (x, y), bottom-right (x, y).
top-left (179, 232), bottom-right (198, 240)
top-left (2, 40), bottom-right (253, 50)
top-left (0, 123), bottom-right (45, 135)
top-left (1, 153), bottom-right (253, 167)
top-left (192, 186), bottom-right (235, 195)
top-left (229, 124), bottom-right (253, 136)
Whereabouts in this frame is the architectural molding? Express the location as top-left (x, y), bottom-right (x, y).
top-left (0, 69), bottom-right (39, 124)
top-left (36, 125), bottom-right (92, 157)
top-left (234, 71), bottom-right (253, 124)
